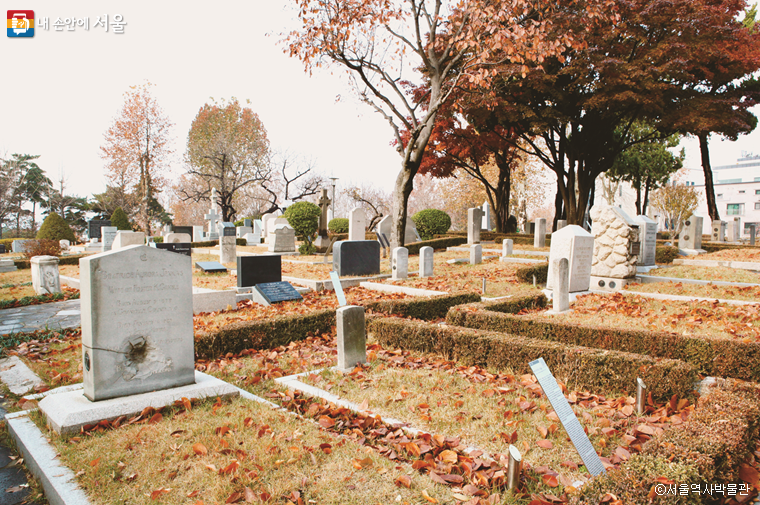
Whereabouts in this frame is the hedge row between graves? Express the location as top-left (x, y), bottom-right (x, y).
top-left (363, 292), bottom-right (481, 321)
top-left (13, 254), bottom-right (88, 269)
top-left (367, 316), bottom-right (697, 401)
top-left (405, 236), bottom-right (467, 255)
top-left (515, 263), bottom-right (549, 284)
top-left (441, 231), bottom-right (550, 246)
top-left (572, 380), bottom-right (760, 504)
top-left (446, 302), bottom-right (760, 382)
top-left (655, 245), bottom-right (679, 264)
top-left (195, 309), bottom-right (335, 360)
top-left (189, 239), bottom-right (247, 248)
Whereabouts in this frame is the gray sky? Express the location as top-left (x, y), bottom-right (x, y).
top-left (2, 0), bottom-right (758, 201)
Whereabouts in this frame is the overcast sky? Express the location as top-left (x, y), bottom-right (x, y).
top-left (3, 1), bottom-right (758, 201)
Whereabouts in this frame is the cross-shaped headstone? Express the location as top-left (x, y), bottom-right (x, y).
top-left (204, 207), bottom-right (220, 235)
top-left (318, 189), bottom-right (331, 235)
top-left (210, 187), bottom-right (219, 211)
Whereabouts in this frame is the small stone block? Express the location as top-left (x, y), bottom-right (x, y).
top-left (392, 247), bottom-right (409, 280)
top-left (470, 244), bottom-right (482, 265)
top-left (0, 356), bottom-right (46, 396)
top-left (336, 306), bottom-right (366, 371)
top-left (419, 246), bottom-right (434, 277)
top-left (195, 261), bottom-right (228, 273)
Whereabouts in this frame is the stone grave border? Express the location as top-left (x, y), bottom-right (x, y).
top-left (672, 258), bottom-right (760, 270)
top-left (282, 274), bottom-right (391, 291)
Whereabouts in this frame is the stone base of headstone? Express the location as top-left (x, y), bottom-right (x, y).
top-left (38, 372), bottom-right (239, 435)
top-left (243, 233), bottom-right (261, 246)
top-left (31, 256), bottom-right (61, 295)
top-left (589, 276), bottom-right (635, 291)
top-left (192, 287), bottom-right (237, 314)
top-left (0, 259), bottom-right (17, 273)
top-left (336, 306), bottom-right (366, 372)
top-left (636, 265), bottom-right (659, 274)
top-left (678, 248), bottom-right (707, 256)
top-left (314, 234), bottom-right (331, 253)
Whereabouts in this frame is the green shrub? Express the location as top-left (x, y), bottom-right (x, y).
top-left (234, 217), bottom-right (258, 227)
top-left (110, 207), bottom-right (132, 231)
top-left (328, 218), bottom-right (349, 234)
top-left (284, 201), bottom-right (320, 246)
top-left (515, 263), bottom-right (548, 284)
top-left (22, 239), bottom-right (61, 259)
top-left (368, 317), bottom-right (697, 401)
top-left (152, 237), bottom-right (164, 243)
top-left (412, 209), bottom-right (451, 240)
top-left (299, 242), bottom-right (316, 255)
top-left (36, 212), bottom-right (76, 243)
top-left (656, 245), bottom-right (679, 264)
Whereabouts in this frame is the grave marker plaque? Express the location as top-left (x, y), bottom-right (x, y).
top-left (237, 255), bottom-right (281, 287)
top-left (529, 358), bottom-right (605, 476)
top-left (333, 241), bottom-right (381, 276)
top-left (195, 261), bottom-right (228, 273)
top-left (151, 242), bottom-right (192, 257)
top-left (254, 281), bottom-right (303, 304)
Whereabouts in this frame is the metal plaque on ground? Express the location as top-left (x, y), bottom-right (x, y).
top-left (195, 261), bottom-right (228, 273)
top-left (529, 358), bottom-right (606, 476)
top-left (254, 281), bottom-right (303, 304)
top-left (329, 271), bottom-right (347, 307)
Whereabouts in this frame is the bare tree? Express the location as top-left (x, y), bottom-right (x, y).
top-left (344, 184), bottom-right (392, 232)
top-left (258, 151), bottom-right (323, 213)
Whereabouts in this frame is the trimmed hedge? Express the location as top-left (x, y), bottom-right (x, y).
top-left (446, 303), bottom-right (760, 382)
top-left (363, 292), bottom-right (481, 321)
top-left (573, 380), bottom-right (760, 504)
top-left (328, 218), bottom-right (349, 233)
top-left (655, 245), bottom-right (679, 264)
top-left (195, 309), bottom-right (335, 360)
top-left (515, 263), bottom-right (548, 284)
top-left (412, 209), bottom-right (451, 240)
top-left (406, 236), bottom-right (466, 255)
top-left (189, 239), bottom-right (247, 248)
top-left (13, 254), bottom-right (88, 269)
top-left (367, 316), bottom-right (697, 401)
top-left (443, 231), bottom-right (551, 246)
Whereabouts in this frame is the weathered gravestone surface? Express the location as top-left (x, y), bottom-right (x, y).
top-left (634, 215), bottom-right (657, 267)
top-left (254, 281), bottom-right (303, 304)
top-left (79, 245), bottom-right (195, 401)
top-left (195, 261), bottom-right (227, 273)
top-left (268, 225), bottom-right (296, 253)
top-left (349, 208), bottom-right (366, 241)
top-left (12, 239), bottom-right (31, 253)
top-left (87, 220), bottom-right (111, 240)
top-left (113, 231), bottom-right (145, 251)
top-left (467, 208), bottom-right (483, 245)
top-left (556, 220), bottom-right (567, 231)
top-left (546, 225), bottom-right (594, 292)
top-left (590, 205), bottom-right (639, 284)
top-left (502, 239), bottom-right (513, 257)
top-left (193, 226), bottom-right (205, 242)
top-left (729, 217), bottom-right (741, 243)
top-left (470, 244), bottom-right (482, 265)
top-left (150, 242), bottom-right (192, 257)
top-left (333, 241), bottom-right (381, 277)
top-left (550, 258), bottom-right (570, 313)
top-left (336, 305), bottom-right (366, 371)
top-left (534, 218), bottom-right (547, 248)
top-left (751, 224), bottom-right (757, 246)
top-left (0, 244), bottom-right (5, 254)
top-left (261, 213), bottom-right (277, 243)
top-left (31, 255), bottom-right (61, 295)
top-left (102, 226), bottom-right (117, 252)
top-left (482, 201), bottom-right (492, 231)
top-left (392, 247), bottom-right (409, 280)
top-left (377, 215), bottom-right (419, 244)
top-left (220, 236), bottom-right (237, 264)
top-left (419, 246), bottom-right (434, 277)
top-left (237, 255), bottom-right (282, 288)
top-left (712, 220), bottom-right (727, 242)
top-left (236, 226), bottom-right (252, 238)
top-left (678, 215), bottom-right (706, 254)
top-left (59, 239), bottom-right (71, 253)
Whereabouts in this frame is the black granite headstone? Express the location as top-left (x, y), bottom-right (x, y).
top-left (151, 242), bottom-right (192, 257)
top-left (87, 219), bottom-right (111, 239)
top-left (171, 226), bottom-right (193, 236)
top-left (195, 261), bottom-right (228, 273)
top-left (333, 240), bottom-right (381, 276)
top-left (255, 281), bottom-right (303, 304)
top-left (0, 244), bottom-right (5, 254)
top-left (237, 255), bottom-right (281, 288)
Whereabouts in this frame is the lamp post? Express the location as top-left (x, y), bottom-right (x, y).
top-left (328, 177), bottom-right (338, 222)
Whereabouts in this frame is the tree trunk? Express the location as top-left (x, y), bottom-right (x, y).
top-left (390, 167), bottom-right (416, 248)
top-left (634, 184), bottom-right (642, 216)
top-left (699, 133), bottom-right (720, 221)
top-left (552, 180), bottom-right (564, 231)
top-left (493, 156), bottom-right (511, 233)
top-left (642, 175), bottom-right (652, 216)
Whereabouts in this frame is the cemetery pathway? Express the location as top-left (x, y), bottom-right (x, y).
top-left (0, 299), bottom-right (81, 336)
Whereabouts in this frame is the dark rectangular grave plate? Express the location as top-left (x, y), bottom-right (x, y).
top-left (255, 281), bottom-right (303, 304)
top-left (171, 226), bottom-right (193, 236)
top-left (195, 261), bottom-right (228, 273)
top-left (333, 240), bottom-right (381, 277)
top-left (223, 227), bottom-right (236, 237)
top-left (529, 358), bottom-right (605, 476)
top-left (87, 219), bottom-right (111, 239)
top-left (237, 255), bottom-right (282, 288)
top-left (629, 242), bottom-right (641, 256)
top-left (0, 244), bottom-right (5, 254)
top-left (151, 242), bottom-right (192, 257)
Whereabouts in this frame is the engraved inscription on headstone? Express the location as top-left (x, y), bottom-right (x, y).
top-left (529, 358), bottom-right (606, 476)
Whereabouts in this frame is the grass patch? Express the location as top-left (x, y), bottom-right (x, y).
top-left (625, 280), bottom-right (760, 302)
top-left (645, 265), bottom-right (760, 284)
top-left (699, 248), bottom-right (760, 262)
top-left (38, 395), bottom-right (450, 505)
top-left (14, 332), bottom-right (83, 387)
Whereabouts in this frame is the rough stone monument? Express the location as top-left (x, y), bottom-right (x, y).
top-left (348, 207), bottom-right (366, 241)
top-left (220, 235), bottom-right (236, 264)
top-left (336, 306), bottom-right (366, 372)
top-left (678, 215), bottom-right (706, 254)
top-left (589, 205), bottom-right (639, 289)
top-left (268, 224), bottom-right (296, 253)
top-left (101, 227), bottom-right (117, 252)
top-left (392, 247), bottom-right (409, 280)
top-left (31, 256), bottom-right (61, 295)
top-left (467, 208), bottom-right (483, 245)
top-left (59, 239), bottom-right (71, 253)
top-left (546, 225), bottom-right (594, 293)
top-left (728, 217), bottom-right (741, 243)
top-left (550, 258), bottom-right (570, 313)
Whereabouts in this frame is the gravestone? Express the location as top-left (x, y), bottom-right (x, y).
top-left (237, 255), bottom-right (282, 288)
top-left (546, 225), bottom-right (594, 292)
top-left (59, 239), bottom-right (71, 253)
top-left (502, 239), bottom-right (513, 257)
top-left (164, 233), bottom-right (191, 244)
top-left (113, 231), bottom-right (145, 251)
top-left (314, 189), bottom-right (332, 252)
top-left (330, 271), bottom-right (347, 306)
top-left (336, 306), bottom-right (366, 372)
top-left (349, 208), bottom-right (366, 241)
top-left (244, 232), bottom-right (261, 246)
top-left (712, 220), bottom-right (726, 242)
top-left (31, 255), bottom-right (61, 295)
top-left (236, 226), bottom-right (252, 238)
top-left (219, 222), bottom-right (236, 237)
top-left (556, 220), bottom-right (567, 231)
top-left (87, 219), bottom-right (111, 240)
top-left (254, 281), bottom-right (303, 304)
top-left (551, 258), bottom-right (570, 313)
top-left (333, 241), bottom-right (381, 277)
top-left (590, 205), bottom-right (639, 286)
top-left (634, 215), bottom-right (657, 267)
top-left (750, 224), bottom-right (757, 246)
top-left (268, 225), bottom-right (296, 253)
top-left (243, 219), bottom-right (252, 228)
top-left (101, 227), bottom-right (118, 252)
top-left (728, 217), bottom-right (741, 243)
top-left (80, 245), bottom-right (194, 401)
top-left (150, 242), bottom-right (192, 257)
top-left (482, 201), bottom-right (492, 231)
top-left (204, 190), bottom-right (221, 240)
top-left (12, 239), bottom-right (31, 253)
top-left (467, 208), bottom-right (483, 245)
top-left (261, 213), bottom-right (277, 243)
top-left (220, 236), bottom-right (236, 264)
top-left (678, 215), bottom-right (706, 254)
top-left (377, 215), bottom-right (419, 244)
top-left (419, 246), bottom-right (434, 277)
top-left (534, 218), bottom-right (547, 248)
top-left (193, 226), bottom-right (205, 242)
top-left (0, 244), bottom-right (5, 254)
top-left (392, 247), bottom-right (408, 280)
top-left (470, 244), bottom-right (482, 265)
top-left (195, 261), bottom-right (227, 273)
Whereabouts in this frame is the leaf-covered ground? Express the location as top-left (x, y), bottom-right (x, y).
top-left (645, 265), bottom-right (760, 284)
top-left (698, 248), bottom-right (760, 262)
top-left (625, 280), bottom-right (760, 302)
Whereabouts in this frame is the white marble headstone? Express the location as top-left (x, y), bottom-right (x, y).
top-left (634, 215), bottom-right (657, 267)
top-left (113, 231), bottom-right (145, 251)
top-left (678, 215), bottom-right (704, 251)
top-left (467, 208), bottom-right (483, 245)
top-left (101, 227), bottom-right (118, 252)
top-left (349, 208), bottom-right (366, 241)
top-left (547, 225), bottom-right (594, 292)
top-left (80, 245), bottom-right (194, 401)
